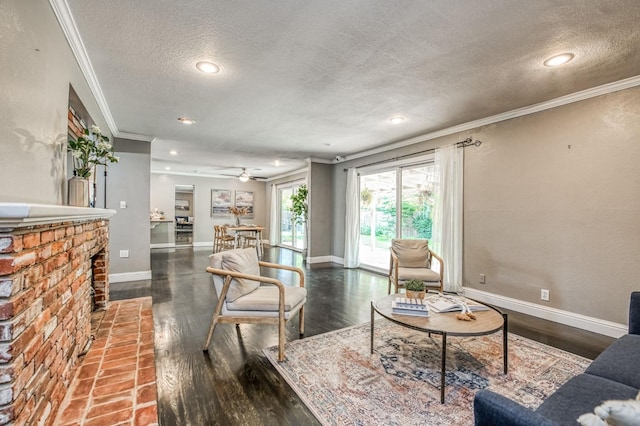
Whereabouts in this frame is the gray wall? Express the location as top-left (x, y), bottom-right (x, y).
top-left (330, 87), bottom-right (640, 325)
top-left (0, 0), bottom-right (112, 204)
top-left (109, 138), bottom-right (151, 275)
top-left (308, 162), bottom-right (332, 257)
top-left (150, 173), bottom-right (266, 245)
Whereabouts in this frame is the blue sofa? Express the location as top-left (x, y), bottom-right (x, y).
top-left (474, 292), bottom-right (640, 425)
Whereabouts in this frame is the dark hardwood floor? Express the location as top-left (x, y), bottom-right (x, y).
top-left (110, 246), bottom-right (615, 425)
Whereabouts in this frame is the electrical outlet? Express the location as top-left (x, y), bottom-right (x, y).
top-left (120, 201), bottom-right (127, 209)
top-left (479, 274), bottom-right (486, 284)
top-left (541, 289), bottom-right (550, 301)
top-left (119, 250), bottom-right (129, 258)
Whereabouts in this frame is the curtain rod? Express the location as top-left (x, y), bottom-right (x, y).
top-left (343, 137), bottom-right (482, 172)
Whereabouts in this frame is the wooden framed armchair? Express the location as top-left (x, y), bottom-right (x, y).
top-left (389, 239), bottom-right (444, 294)
top-left (204, 248), bottom-right (306, 361)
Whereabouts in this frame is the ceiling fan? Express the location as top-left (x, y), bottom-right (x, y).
top-left (221, 167), bottom-right (266, 182)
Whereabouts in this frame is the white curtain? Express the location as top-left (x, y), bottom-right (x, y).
top-left (432, 144), bottom-right (464, 293)
top-left (344, 168), bottom-right (360, 268)
top-left (269, 184), bottom-right (278, 246)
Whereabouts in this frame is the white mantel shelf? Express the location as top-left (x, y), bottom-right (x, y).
top-left (0, 203), bottom-right (116, 230)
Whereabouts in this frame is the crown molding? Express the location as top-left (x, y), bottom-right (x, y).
top-left (308, 157), bottom-right (333, 164)
top-left (345, 74), bottom-right (640, 162)
top-left (50, 0), bottom-right (119, 135)
top-left (115, 132), bottom-right (156, 143)
top-left (265, 167), bottom-right (309, 182)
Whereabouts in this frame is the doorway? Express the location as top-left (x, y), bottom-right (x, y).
top-left (278, 181), bottom-right (306, 250)
top-left (175, 185), bottom-right (194, 246)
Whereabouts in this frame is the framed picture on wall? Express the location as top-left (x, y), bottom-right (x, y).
top-left (175, 199), bottom-right (190, 211)
top-left (235, 190), bottom-right (254, 218)
top-left (211, 189), bottom-right (232, 216)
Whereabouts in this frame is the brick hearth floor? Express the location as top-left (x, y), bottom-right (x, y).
top-left (54, 297), bottom-right (158, 425)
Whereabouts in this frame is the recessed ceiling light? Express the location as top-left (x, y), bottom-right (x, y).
top-left (273, 160), bottom-right (281, 166)
top-left (178, 117), bottom-right (195, 124)
top-left (170, 150), bottom-right (178, 155)
top-left (543, 53), bottom-right (575, 67)
top-left (389, 116), bottom-right (405, 124)
top-left (165, 166), bottom-right (171, 170)
top-left (196, 61), bottom-right (220, 73)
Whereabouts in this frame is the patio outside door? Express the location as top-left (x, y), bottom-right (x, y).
top-left (278, 183), bottom-right (305, 250)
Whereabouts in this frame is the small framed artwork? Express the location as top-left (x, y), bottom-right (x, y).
top-left (211, 189), bottom-right (232, 216)
top-left (175, 199), bottom-right (190, 211)
top-left (235, 190), bottom-right (254, 218)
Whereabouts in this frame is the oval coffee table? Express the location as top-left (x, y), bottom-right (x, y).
top-left (371, 294), bottom-right (508, 403)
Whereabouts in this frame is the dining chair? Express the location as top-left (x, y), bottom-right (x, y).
top-left (213, 225), bottom-right (235, 253)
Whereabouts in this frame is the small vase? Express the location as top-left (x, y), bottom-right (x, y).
top-left (68, 176), bottom-right (89, 207)
top-left (234, 216), bottom-right (241, 226)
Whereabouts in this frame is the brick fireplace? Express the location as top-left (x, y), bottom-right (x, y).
top-left (0, 204), bottom-right (114, 425)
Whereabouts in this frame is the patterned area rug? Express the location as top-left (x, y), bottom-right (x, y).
top-left (264, 321), bottom-right (590, 425)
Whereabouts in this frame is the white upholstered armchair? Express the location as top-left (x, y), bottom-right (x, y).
top-left (204, 248), bottom-right (306, 361)
top-left (389, 239), bottom-right (444, 294)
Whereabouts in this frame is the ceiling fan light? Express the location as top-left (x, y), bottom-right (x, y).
top-left (238, 173), bottom-right (250, 182)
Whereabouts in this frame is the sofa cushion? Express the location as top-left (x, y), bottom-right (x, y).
top-left (535, 373), bottom-right (639, 424)
top-left (585, 334), bottom-right (640, 389)
top-left (392, 239), bottom-right (431, 268)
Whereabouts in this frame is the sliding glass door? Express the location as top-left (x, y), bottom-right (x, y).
top-left (359, 163), bottom-right (437, 269)
top-left (278, 182), bottom-right (306, 250)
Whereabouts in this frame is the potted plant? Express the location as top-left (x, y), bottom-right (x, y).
top-left (405, 279), bottom-right (426, 299)
top-left (290, 184), bottom-right (308, 258)
top-left (67, 125), bottom-right (119, 207)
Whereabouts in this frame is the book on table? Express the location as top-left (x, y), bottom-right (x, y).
top-left (392, 297), bottom-right (429, 317)
top-left (425, 294), bottom-right (490, 313)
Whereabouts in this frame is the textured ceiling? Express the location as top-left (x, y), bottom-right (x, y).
top-left (65, 0), bottom-right (640, 178)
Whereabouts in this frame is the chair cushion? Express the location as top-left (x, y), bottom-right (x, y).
top-left (209, 248), bottom-right (261, 302)
top-left (226, 286), bottom-right (307, 312)
top-left (585, 334), bottom-right (640, 389)
top-left (392, 239), bottom-right (430, 268)
top-left (397, 267), bottom-right (441, 284)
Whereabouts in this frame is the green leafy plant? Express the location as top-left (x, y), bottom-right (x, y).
top-left (405, 279), bottom-right (425, 292)
top-left (290, 184), bottom-right (308, 225)
top-left (68, 125), bottom-right (119, 178)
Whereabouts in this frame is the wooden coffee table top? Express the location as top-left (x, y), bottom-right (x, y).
top-left (373, 294), bottom-right (504, 336)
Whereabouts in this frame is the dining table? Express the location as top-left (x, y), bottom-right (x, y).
top-left (224, 225), bottom-right (266, 256)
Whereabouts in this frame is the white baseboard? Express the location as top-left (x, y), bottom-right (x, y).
top-left (463, 288), bottom-right (627, 338)
top-left (192, 241), bottom-right (213, 247)
top-left (109, 270), bottom-right (152, 283)
top-left (307, 255), bottom-right (344, 265)
top-left (150, 243), bottom-right (175, 249)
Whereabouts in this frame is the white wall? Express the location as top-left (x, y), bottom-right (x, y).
top-left (150, 173), bottom-right (267, 246)
top-left (0, 0), bottom-right (111, 204)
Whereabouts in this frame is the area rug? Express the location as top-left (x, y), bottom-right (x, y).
top-left (263, 321), bottom-right (590, 425)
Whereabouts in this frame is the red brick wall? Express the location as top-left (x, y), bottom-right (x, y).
top-left (0, 219), bottom-right (109, 425)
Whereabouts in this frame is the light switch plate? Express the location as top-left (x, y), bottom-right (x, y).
top-left (119, 250), bottom-right (129, 258)
top-left (120, 201), bottom-right (127, 208)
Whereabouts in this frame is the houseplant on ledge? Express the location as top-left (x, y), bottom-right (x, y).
top-left (290, 184), bottom-right (308, 260)
top-left (405, 279), bottom-right (426, 299)
top-left (67, 125), bottom-right (119, 207)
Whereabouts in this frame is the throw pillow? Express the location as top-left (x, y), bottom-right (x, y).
top-left (221, 248), bottom-right (261, 302)
top-left (577, 391), bottom-right (640, 426)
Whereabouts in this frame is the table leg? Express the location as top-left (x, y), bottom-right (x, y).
top-left (370, 302), bottom-right (374, 354)
top-left (503, 313), bottom-right (508, 374)
top-left (440, 333), bottom-right (447, 403)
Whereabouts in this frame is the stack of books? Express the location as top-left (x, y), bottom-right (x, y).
top-left (392, 297), bottom-right (429, 317)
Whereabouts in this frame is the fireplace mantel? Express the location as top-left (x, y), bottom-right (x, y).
top-left (0, 202), bottom-right (116, 230)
